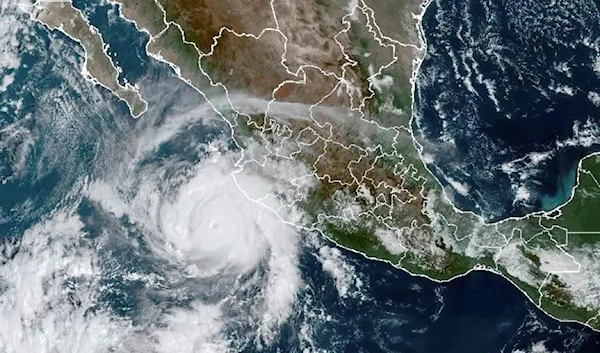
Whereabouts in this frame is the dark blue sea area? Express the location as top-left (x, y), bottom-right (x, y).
top-left (413, 0), bottom-right (600, 222)
top-left (269, 246), bottom-right (600, 353)
top-left (74, 0), bottom-right (150, 86)
top-left (1, 1), bottom-right (599, 352)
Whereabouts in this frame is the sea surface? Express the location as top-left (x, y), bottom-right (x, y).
top-left (413, 0), bottom-right (600, 222)
top-left (0, 1), bottom-right (599, 352)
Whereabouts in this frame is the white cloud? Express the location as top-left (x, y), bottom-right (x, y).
top-left (0, 0), bottom-right (27, 93)
top-left (514, 185), bottom-right (531, 203)
top-left (88, 129), bottom-right (303, 345)
top-left (318, 245), bottom-right (364, 299)
top-left (446, 176), bottom-right (470, 197)
top-left (152, 302), bottom-right (229, 353)
top-left (0, 213), bottom-right (134, 353)
top-left (557, 118), bottom-right (600, 148)
top-left (496, 242), bottom-right (541, 286)
top-left (156, 154), bottom-right (271, 275)
top-left (375, 228), bottom-right (407, 255)
top-left (512, 340), bottom-right (559, 353)
top-left (588, 91), bottom-right (600, 106)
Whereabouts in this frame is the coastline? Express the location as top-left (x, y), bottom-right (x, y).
top-left (28, 0), bottom-right (600, 332)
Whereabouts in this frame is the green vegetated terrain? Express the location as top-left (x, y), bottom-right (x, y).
top-left (113, 0), bottom-right (600, 330)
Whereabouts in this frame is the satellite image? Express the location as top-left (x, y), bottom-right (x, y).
top-left (2, 0), bottom-right (600, 351)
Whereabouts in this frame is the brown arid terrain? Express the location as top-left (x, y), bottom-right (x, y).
top-left (120, 0), bottom-right (426, 207)
top-left (27, 0), bottom-right (600, 332)
top-left (157, 0), bottom-right (410, 106)
top-left (127, 0), bottom-right (439, 265)
top-left (28, 0), bottom-right (427, 266)
top-left (112, 0), bottom-right (448, 271)
top-left (21, 1), bottom-right (147, 117)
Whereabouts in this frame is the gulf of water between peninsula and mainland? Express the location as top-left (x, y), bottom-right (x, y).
top-left (21, 0), bottom-right (600, 333)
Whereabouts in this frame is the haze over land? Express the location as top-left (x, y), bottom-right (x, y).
top-left (13, 0), bottom-right (600, 346)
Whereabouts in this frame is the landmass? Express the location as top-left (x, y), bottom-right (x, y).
top-left (27, 0), bottom-right (600, 331)
top-left (21, 0), bottom-right (148, 117)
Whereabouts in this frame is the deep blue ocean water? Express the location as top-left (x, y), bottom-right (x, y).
top-left (1, 1), bottom-right (600, 352)
top-left (413, 0), bottom-right (600, 222)
top-left (272, 247), bottom-right (600, 353)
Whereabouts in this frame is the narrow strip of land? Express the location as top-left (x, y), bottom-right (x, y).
top-left (21, 0), bottom-right (148, 117)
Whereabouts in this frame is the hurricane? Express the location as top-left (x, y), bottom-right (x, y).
top-left (2, 0), bottom-right (600, 352)
top-left (82, 88), bottom-right (304, 346)
top-left (0, 7), bottom-right (305, 345)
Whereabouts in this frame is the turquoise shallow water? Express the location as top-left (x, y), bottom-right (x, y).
top-left (0, 1), bottom-right (599, 351)
top-left (414, 0), bottom-right (600, 222)
top-left (541, 165), bottom-right (579, 212)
